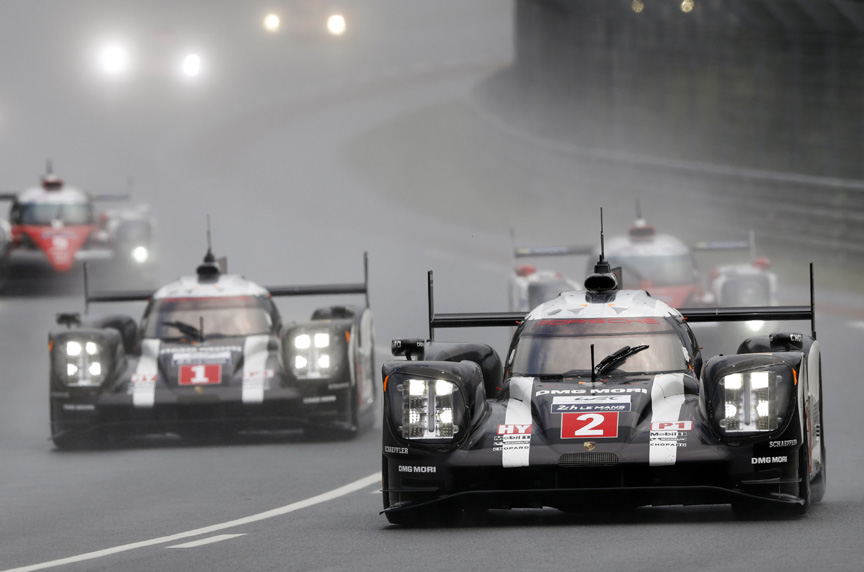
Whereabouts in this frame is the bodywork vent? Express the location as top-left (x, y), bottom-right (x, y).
top-left (558, 453), bottom-right (619, 467)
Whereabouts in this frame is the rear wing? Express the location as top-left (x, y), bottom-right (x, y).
top-left (692, 230), bottom-right (757, 258)
top-left (425, 263), bottom-right (815, 341)
top-left (264, 252), bottom-right (369, 308)
top-left (83, 252), bottom-right (370, 313)
top-left (513, 245), bottom-right (593, 258)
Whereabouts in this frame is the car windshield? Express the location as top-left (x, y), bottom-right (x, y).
top-left (719, 276), bottom-right (771, 306)
top-left (143, 296), bottom-right (273, 339)
top-left (18, 202), bottom-right (93, 226)
top-left (510, 318), bottom-right (689, 376)
top-left (610, 253), bottom-right (696, 287)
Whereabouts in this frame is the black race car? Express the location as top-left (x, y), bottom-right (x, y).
top-left (381, 256), bottom-right (825, 525)
top-left (48, 251), bottom-right (375, 449)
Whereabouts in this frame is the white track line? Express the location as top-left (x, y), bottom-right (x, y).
top-left (168, 534), bottom-right (246, 549)
top-left (4, 472), bottom-right (380, 572)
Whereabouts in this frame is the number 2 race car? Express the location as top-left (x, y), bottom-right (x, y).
top-left (381, 254), bottom-right (825, 526)
top-left (0, 165), bottom-right (155, 290)
top-left (48, 251), bottom-right (375, 449)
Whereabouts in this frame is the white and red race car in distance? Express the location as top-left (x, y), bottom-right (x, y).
top-left (0, 166), bottom-right (155, 290)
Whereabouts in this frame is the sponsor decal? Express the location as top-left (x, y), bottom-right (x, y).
top-left (650, 420), bottom-right (693, 431)
top-left (536, 388), bottom-right (648, 396)
top-left (649, 431), bottom-right (688, 448)
top-left (535, 318), bottom-right (659, 326)
top-left (497, 424), bottom-right (532, 435)
top-left (583, 441), bottom-right (596, 451)
top-left (303, 395), bottom-right (337, 404)
top-left (161, 346), bottom-right (241, 355)
top-left (327, 382), bottom-right (351, 391)
top-left (171, 350), bottom-right (233, 366)
top-left (398, 465), bottom-right (436, 473)
top-left (244, 369), bottom-right (274, 380)
top-left (62, 404), bottom-right (96, 411)
top-left (552, 395), bottom-right (631, 413)
top-left (384, 446), bottom-right (409, 455)
top-left (130, 373), bottom-right (157, 384)
top-left (179, 364), bottom-right (222, 385)
top-left (561, 412), bottom-right (619, 439)
top-left (493, 426), bottom-right (532, 452)
top-left (769, 439), bottom-right (797, 448)
top-left (752, 456), bottom-right (789, 464)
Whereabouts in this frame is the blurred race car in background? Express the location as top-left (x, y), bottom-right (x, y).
top-left (381, 256), bottom-right (825, 526)
top-left (48, 250), bottom-right (375, 449)
top-left (510, 245), bottom-right (589, 312)
top-left (601, 215), bottom-right (763, 308)
top-left (0, 165), bottom-right (155, 290)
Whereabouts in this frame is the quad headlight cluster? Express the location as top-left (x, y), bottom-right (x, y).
top-left (59, 339), bottom-right (107, 387)
top-left (291, 330), bottom-right (334, 379)
top-left (399, 378), bottom-right (462, 440)
top-left (719, 370), bottom-right (780, 433)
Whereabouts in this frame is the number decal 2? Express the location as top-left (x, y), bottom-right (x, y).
top-left (561, 412), bottom-right (619, 439)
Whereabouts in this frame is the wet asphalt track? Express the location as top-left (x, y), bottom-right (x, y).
top-left (1, 2), bottom-right (863, 570)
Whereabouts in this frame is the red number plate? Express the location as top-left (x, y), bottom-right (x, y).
top-left (561, 412), bottom-right (619, 439)
top-left (178, 364), bottom-right (222, 385)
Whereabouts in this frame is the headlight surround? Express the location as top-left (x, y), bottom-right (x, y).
top-left (715, 365), bottom-right (793, 435)
top-left (56, 337), bottom-right (108, 387)
top-left (289, 329), bottom-right (340, 379)
top-left (389, 374), bottom-right (467, 442)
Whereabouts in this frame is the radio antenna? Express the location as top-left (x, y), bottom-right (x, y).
top-left (599, 207), bottom-right (606, 264)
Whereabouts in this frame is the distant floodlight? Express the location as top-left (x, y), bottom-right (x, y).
top-left (264, 13), bottom-right (281, 32)
top-left (182, 53), bottom-right (201, 77)
top-left (99, 44), bottom-right (130, 75)
top-left (327, 14), bottom-right (346, 36)
top-left (681, 0), bottom-right (695, 12)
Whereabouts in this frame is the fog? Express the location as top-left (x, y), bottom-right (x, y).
top-left (2, 2), bottom-right (863, 568)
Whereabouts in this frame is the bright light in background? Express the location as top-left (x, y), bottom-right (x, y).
top-left (263, 13), bottom-right (280, 32)
top-left (182, 53), bottom-right (201, 77)
top-left (327, 14), bottom-right (346, 36)
top-left (99, 43), bottom-right (130, 75)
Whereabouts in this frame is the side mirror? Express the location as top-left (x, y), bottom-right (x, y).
top-left (391, 339), bottom-right (425, 360)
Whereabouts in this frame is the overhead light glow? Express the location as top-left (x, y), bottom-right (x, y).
top-left (99, 43), bottom-right (130, 75)
top-left (327, 14), bottom-right (346, 36)
top-left (182, 53), bottom-right (201, 77)
top-left (264, 13), bottom-right (281, 32)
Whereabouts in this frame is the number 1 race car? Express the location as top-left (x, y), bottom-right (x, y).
top-left (48, 251), bottom-right (375, 449)
top-left (0, 165), bottom-right (154, 289)
top-left (381, 256), bottom-right (825, 525)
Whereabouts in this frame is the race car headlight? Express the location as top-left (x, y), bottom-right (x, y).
top-left (398, 378), bottom-right (464, 440)
top-left (58, 338), bottom-right (107, 387)
top-left (719, 370), bottom-right (780, 433)
top-left (290, 330), bottom-right (338, 379)
top-left (131, 246), bottom-right (149, 264)
top-left (746, 320), bottom-right (765, 332)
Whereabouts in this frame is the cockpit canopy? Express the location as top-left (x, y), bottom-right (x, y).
top-left (508, 316), bottom-right (692, 377)
top-left (141, 295), bottom-right (278, 340)
top-left (12, 201), bottom-right (94, 226)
